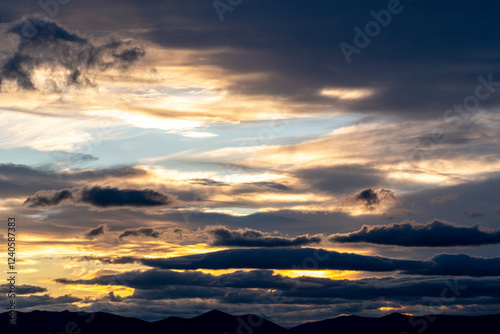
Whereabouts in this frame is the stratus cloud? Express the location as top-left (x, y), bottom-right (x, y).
top-left (54, 269), bottom-right (500, 302)
top-left (430, 193), bottom-right (461, 204)
top-left (0, 284), bottom-right (46, 295)
top-left (24, 186), bottom-right (172, 208)
top-left (119, 227), bottom-right (161, 240)
top-left (139, 248), bottom-right (427, 272)
top-left (330, 220), bottom-right (500, 247)
top-left (207, 227), bottom-right (321, 248)
top-left (77, 251), bottom-right (500, 277)
top-left (1, 17), bottom-right (145, 91)
top-left (84, 224), bottom-right (108, 240)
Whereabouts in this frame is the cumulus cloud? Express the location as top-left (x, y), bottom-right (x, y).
top-left (207, 227), bottom-right (321, 247)
top-left (340, 188), bottom-right (397, 211)
top-left (24, 186), bottom-right (172, 208)
top-left (330, 220), bottom-right (500, 247)
top-left (84, 223), bottom-right (108, 240)
top-left (1, 17), bottom-right (145, 91)
top-left (119, 227), bottom-right (161, 240)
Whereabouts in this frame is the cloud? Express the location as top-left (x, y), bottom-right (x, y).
top-left (207, 227), bottom-right (321, 247)
top-left (405, 254), bottom-right (500, 276)
top-left (137, 248), bottom-right (428, 272)
top-left (0, 284), bottom-right (46, 295)
top-left (119, 227), bottom-right (161, 240)
top-left (246, 182), bottom-right (291, 191)
top-left (80, 186), bottom-right (171, 208)
top-left (189, 178), bottom-right (229, 187)
top-left (330, 220), bottom-right (500, 247)
top-left (56, 269), bottom-right (294, 290)
top-left (75, 250), bottom-right (500, 277)
top-left (24, 186), bottom-right (172, 208)
top-left (1, 17), bottom-right (145, 91)
top-left (340, 188), bottom-right (397, 211)
top-left (24, 189), bottom-right (73, 208)
top-left (17, 294), bottom-right (82, 308)
top-left (84, 224), bottom-right (108, 240)
top-left (296, 165), bottom-right (384, 194)
top-left (54, 268), bottom-right (500, 306)
top-left (464, 209), bottom-right (485, 218)
top-left (430, 193), bottom-right (461, 205)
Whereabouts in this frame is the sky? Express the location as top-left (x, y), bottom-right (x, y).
top-left (1, 0), bottom-right (500, 327)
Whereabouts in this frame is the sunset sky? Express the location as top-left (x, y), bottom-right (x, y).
top-left (1, 0), bottom-right (500, 327)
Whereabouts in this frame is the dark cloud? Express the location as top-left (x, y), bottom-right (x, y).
top-left (2, 1), bottom-right (499, 119)
top-left (48, 152), bottom-right (99, 165)
top-left (1, 17), bottom-right (145, 91)
top-left (430, 193), bottom-right (461, 205)
top-left (24, 189), bottom-right (73, 208)
top-left (118, 0), bottom-right (500, 119)
top-left (330, 220), bottom-right (500, 247)
top-left (356, 188), bottom-right (380, 206)
top-left (343, 188), bottom-right (396, 210)
top-left (61, 166), bottom-right (148, 182)
top-left (84, 224), bottom-right (108, 240)
top-left (138, 248), bottom-right (428, 272)
top-left (296, 165), bottom-right (383, 194)
top-left (0, 284), bottom-right (46, 295)
top-left (16, 294), bottom-right (82, 308)
top-left (0, 164), bottom-right (149, 199)
top-left (75, 256), bottom-right (139, 265)
top-left (246, 182), bottom-right (290, 191)
top-left (464, 209), bottom-right (485, 218)
top-left (207, 227), bottom-right (321, 247)
top-left (119, 227), bottom-right (161, 240)
top-left (81, 186), bottom-right (171, 208)
top-left (55, 268), bottom-right (500, 306)
top-left (75, 251), bottom-right (500, 277)
top-left (56, 269), bottom-right (293, 290)
top-left (24, 186), bottom-right (172, 208)
top-left (405, 254), bottom-right (500, 277)
top-left (189, 178), bottom-right (229, 186)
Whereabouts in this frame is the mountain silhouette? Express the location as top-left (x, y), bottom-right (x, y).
top-left (291, 312), bottom-right (500, 334)
top-left (1, 310), bottom-right (499, 334)
top-left (0, 309), bottom-right (293, 334)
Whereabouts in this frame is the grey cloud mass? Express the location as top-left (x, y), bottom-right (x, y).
top-left (84, 223), bottom-right (108, 240)
top-left (1, 17), bottom-right (145, 91)
top-left (207, 227), bottom-right (321, 247)
top-left (119, 227), bottom-right (161, 240)
top-left (330, 220), bottom-right (500, 247)
top-left (25, 186), bottom-right (172, 208)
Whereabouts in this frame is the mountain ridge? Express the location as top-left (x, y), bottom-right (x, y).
top-left (0, 310), bottom-right (499, 334)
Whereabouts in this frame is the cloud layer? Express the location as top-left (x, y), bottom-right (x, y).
top-left (25, 186), bottom-right (172, 208)
top-left (207, 227), bottom-right (321, 247)
top-left (330, 221), bottom-right (500, 247)
top-left (1, 17), bottom-right (145, 91)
